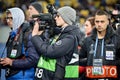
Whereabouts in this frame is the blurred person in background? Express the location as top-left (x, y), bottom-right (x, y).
top-left (84, 17), bottom-right (95, 37)
top-left (111, 4), bottom-right (120, 35)
top-left (28, 2), bottom-right (43, 21)
top-left (107, 4), bottom-right (120, 31)
top-left (79, 16), bottom-right (95, 80)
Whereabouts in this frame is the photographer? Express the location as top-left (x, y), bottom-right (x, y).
top-left (112, 9), bottom-right (120, 35)
top-left (109, 4), bottom-right (120, 31)
top-left (31, 6), bottom-right (81, 80)
top-left (0, 2), bottom-right (43, 79)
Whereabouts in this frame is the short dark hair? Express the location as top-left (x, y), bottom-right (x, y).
top-left (95, 10), bottom-right (110, 19)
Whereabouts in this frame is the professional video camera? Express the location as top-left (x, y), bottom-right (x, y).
top-left (32, 13), bottom-right (54, 30)
top-left (106, 4), bottom-right (120, 30)
top-left (31, 4), bottom-right (58, 30)
top-left (22, 4), bottom-right (61, 37)
top-left (112, 4), bottom-right (120, 30)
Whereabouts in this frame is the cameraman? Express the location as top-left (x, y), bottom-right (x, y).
top-left (0, 2), bottom-right (43, 80)
top-left (31, 6), bottom-right (81, 80)
top-left (110, 4), bottom-right (120, 31)
top-left (111, 10), bottom-right (120, 37)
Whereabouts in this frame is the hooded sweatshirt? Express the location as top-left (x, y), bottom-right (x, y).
top-left (6, 7), bottom-right (38, 80)
top-left (8, 7), bottom-right (25, 31)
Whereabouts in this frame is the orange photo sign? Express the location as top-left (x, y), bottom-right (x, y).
top-left (86, 66), bottom-right (117, 78)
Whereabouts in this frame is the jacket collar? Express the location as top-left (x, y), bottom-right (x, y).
top-left (62, 25), bottom-right (79, 33)
top-left (91, 25), bottom-right (115, 43)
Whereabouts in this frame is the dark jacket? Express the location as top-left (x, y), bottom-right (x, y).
top-left (6, 29), bottom-right (39, 80)
top-left (80, 26), bottom-right (120, 79)
top-left (31, 25), bottom-right (81, 59)
top-left (31, 25), bottom-right (82, 80)
top-left (12, 34), bottom-right (39, 69)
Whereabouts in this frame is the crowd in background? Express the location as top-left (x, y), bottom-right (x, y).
top-left (0, 0), bottom-right (118, 39)
top-left (0, 0), bottom-right (120, 26)
top-left (0, 0), bottom-right (120, 80)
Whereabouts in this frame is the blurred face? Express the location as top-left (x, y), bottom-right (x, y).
top-left (28, 5), bottom-right (39, 19)
top-left (6, 13), bottom-right (13, 28)
top-left (95, 15), bottom-right (109, 33)
top-left (54, 14), bottom-right (68, 27)
top-left (84, 20), bottom-right (93, 35)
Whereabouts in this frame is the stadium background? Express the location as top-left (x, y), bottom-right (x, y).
top-left (0, 0), bottom-right (120, 80)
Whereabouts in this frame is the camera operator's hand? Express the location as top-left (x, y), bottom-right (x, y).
top-left (32, 21), bottom-right (44, 37)
top-left (0, 58), bottom-right (13, 66)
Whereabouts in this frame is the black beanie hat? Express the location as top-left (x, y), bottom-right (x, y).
top-left (30, 2), bottom-right (43, 13)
